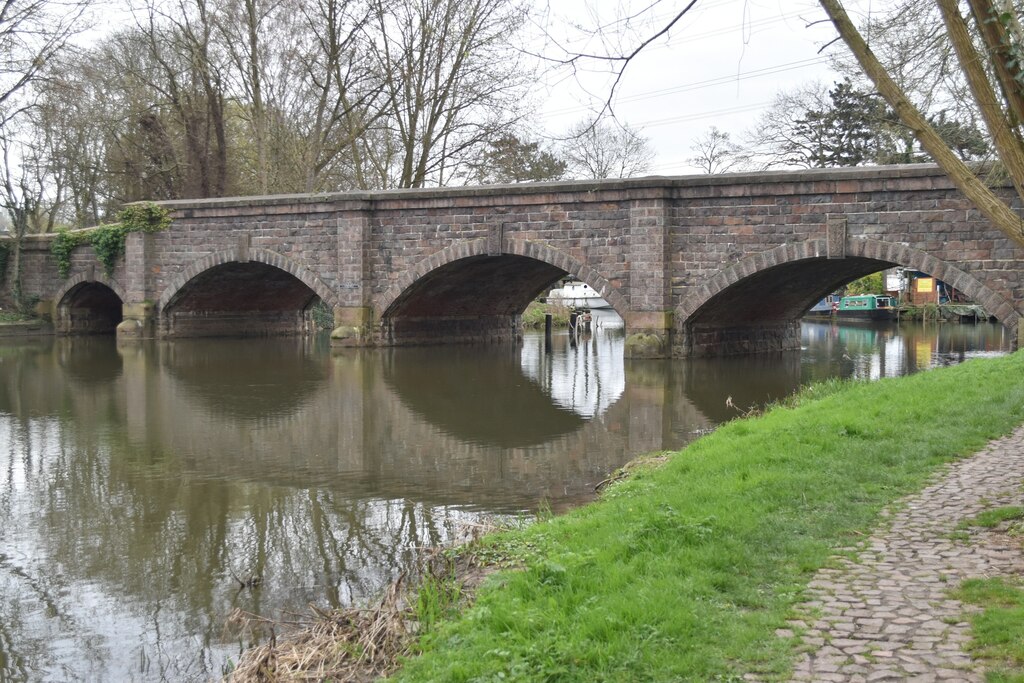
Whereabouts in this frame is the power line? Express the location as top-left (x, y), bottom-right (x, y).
top-left (634, 100), bottom-right (773, 128)
top-left (540, 56), bottom-right (830, 120)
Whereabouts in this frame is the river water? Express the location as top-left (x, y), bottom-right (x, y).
top-left (0, 315), bottom-right (1010, 681)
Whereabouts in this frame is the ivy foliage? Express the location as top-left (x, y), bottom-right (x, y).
top-left (51, 203), bottom-right (171, 278)
top-left (51, 230), bottom-right (90, 278)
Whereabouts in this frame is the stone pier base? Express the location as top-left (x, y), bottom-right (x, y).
top-left (116, 302), bottom-right (156, 340)
top-left (623, 311), bottom-right (673, 359)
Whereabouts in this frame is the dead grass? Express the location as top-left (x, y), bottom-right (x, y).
top-left (224, 522), bottom-right (503, 682)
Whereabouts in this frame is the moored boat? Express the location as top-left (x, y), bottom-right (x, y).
top-left (804, 295), bottom-right (839, 320)
top-left (547, 281), bottom-right (611, 309)
top-left (836, 294), bottom-right (898, 321)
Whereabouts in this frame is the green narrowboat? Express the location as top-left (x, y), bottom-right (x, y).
top-left (837, 294), bottom-right (898, 321)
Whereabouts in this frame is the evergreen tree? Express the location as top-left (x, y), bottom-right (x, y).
top-left (471, 135), bottom-right (567, 184)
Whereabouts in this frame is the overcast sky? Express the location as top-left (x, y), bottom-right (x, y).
top-left (529, 0), bottom-right (859, 175)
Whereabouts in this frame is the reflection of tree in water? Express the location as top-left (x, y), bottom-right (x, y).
top-left (0, 414), bottom-right (481, 679)
top-left (0, 336), bottom-right (715, 680)
top-left (800, 321), bottom-right (1009, 382)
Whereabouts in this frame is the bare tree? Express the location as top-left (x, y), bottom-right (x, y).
top-left (0, 120), bottom-right (66, 309)
top-left (286, 0), bottom-right (389, 192)
top-left (141, 0), bottom-right (231, 199)
top-left (745, 82), bottom-right (832, 169)
top-left (561, 117), bottom-right (654, 179)
top-left (361, 0), bottom-right (533, 188)
top-left (0, 0), bottom-right (91, 128)
top-left (0, 0), bottom-right (91, 308)
top-left (215, 0), bottom-right (388, 193)
top-left (688, 126), bottom-right (750, 174)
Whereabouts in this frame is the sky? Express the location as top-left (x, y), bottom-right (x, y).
top-left (527, 0), bottom-right (858, 175)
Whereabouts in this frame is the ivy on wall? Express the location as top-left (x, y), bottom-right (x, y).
top-left (51, 203), bottom-right (172, 278)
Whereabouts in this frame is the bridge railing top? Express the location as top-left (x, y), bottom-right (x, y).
top-left (147, 163), bottom-right (986, 212)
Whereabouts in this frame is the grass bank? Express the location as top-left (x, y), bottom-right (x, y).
top-left (521, 301), bottom-right (571, 328)
top-left (396, 351), bottom-right (1024, 682)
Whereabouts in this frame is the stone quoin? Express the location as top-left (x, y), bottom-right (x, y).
top-left (6, 164), bottom-right (1023, 358)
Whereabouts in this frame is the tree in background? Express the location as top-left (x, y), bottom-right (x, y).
top-left (360, 0), bottom-right (532, 188)
top-left (819, 0), bottom-right (1024, 249)
top-left (470, 135), bottom-right (566, 184)
top-left (561, 117), bottom-right (655, 179)
top-left (845, 272), bottom-right (885, 296)
top-left (5, 0), bottom-right (534, 217)
top-left (0, 0), bottom-right (92, 309)
top-left (687, 126), bottom-right (749, 174)
top-left (746, 75), bottom-right (990, 170)
top-left (749, 79), bottom-right (892, 168)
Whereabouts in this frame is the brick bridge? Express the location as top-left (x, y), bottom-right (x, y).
top-left (10, 164), bottom-right (1024, 357)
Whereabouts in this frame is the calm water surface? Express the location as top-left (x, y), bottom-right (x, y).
top-left (0, 315), bottom-right (1010, 681)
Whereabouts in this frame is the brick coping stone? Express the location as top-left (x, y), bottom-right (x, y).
top-left (770, 425), bottom-right (1024, 682)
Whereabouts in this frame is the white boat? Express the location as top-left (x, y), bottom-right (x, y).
top-left (546, 281), bottom-right (611, 309)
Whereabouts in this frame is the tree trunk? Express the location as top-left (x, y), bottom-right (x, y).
top-left (937, 0), bottom-right (1024, 206)
top-left (818, 0), bottom-right (1024, 249)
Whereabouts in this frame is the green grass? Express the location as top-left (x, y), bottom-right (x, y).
top-left (955, 577), bottom-right (1024, 682)
top-left (395, 351), bottom-right (1024, 682)
top-left (959, 506), bottom-right (1024, 531)
top-left (0, 310), bottom-right (37, 323)
top-left (521, 301), bottom-right (571, 328)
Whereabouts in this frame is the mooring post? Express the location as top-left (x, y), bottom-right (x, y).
top-left (544, 313), bottom-right (552, 353)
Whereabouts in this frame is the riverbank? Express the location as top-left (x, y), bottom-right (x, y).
top-left (520, 301), bottom-right (571, 328)
top-left (228, 350), bottom-right (1024, 681)
top-left (0, 313), bottom-right (51, 336)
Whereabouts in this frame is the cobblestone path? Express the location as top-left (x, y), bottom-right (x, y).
top-left (786, 424), bottom-right (1024, 682)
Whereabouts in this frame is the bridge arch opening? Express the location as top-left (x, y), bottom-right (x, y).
top-left (679, 243), bottom-right (1017, 357)
top-left (160, 261), bottom-right (319, 338)
top-left (381, 253), bottom-right (603, 345)
top-left (56, 281), bottom-right (124, 335)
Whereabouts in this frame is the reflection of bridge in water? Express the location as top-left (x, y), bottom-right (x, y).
top-left (0, 333), bottom-right (729, 678)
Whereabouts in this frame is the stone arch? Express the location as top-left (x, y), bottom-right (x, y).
top-left (53, 273), bottom-right (126, 335)
top-left (53, 272), bottom-right (126, 307)
top-left (375, 237), bottom-right (628, 319)
top-left (157, 246), bottom-right (336, 311)
top-left (675, 238), bottom-right (1021, 332)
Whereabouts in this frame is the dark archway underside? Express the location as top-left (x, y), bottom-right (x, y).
top-left (58, 282), bottom-right (123, 335)
top-left (165, 262), bottom-right (318, 313)
top-left (689, 256), bottom-right (897, 327)
top-left (384, 254), bottom-right (567, 320)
